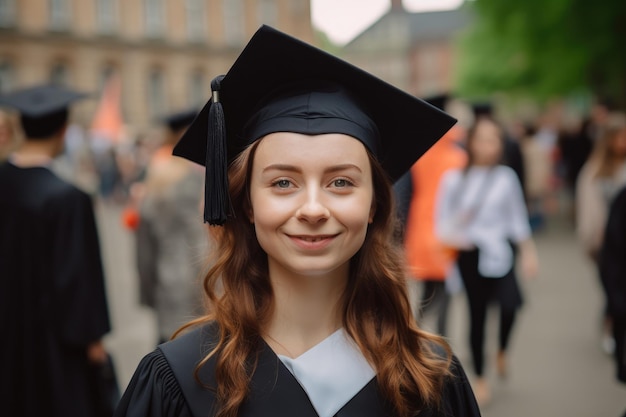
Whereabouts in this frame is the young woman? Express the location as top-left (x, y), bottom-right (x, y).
top-left (114, 26), bottom-right (481, 417)
top-left (576, 112), bottom-right (626, 354)
top-left (436, 116), bottom-right (539, 405)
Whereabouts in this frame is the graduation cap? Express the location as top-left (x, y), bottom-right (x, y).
top-left (0, 84), bottom-right (88, 139)
top-left (162, 109), bottom-right (198, 133)
top-left (424, 93), bottom-right (450, 112)
top-left (174, 25), bottom-right (456, 225)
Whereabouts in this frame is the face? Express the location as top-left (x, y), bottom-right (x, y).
top-left (469, 119), bottom-right (503, 166)
top-left (249, 132), bottom-right (375, 278)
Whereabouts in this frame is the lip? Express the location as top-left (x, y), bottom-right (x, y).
top-left (286, 234), bottom-right (338, 251)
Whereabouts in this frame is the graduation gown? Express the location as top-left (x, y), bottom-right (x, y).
top-left (600, 186), bottom-right (626, 382)
top-left (0, 162), bottom-right (111, 417)
top-left (115, 324), bottom-right (481, 417)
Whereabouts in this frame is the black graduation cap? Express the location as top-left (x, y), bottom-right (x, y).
top-left (162, 109), bottom-right (198, 133)
top-left (174, 25), bottom-right (456, 225)
top-left (424, 93), bottom-right (450, 112)
top-left (0, 84), bottom-right (88, 138)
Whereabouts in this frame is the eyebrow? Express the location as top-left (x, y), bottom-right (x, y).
top-left (262, 163), bottom-right (363, 174)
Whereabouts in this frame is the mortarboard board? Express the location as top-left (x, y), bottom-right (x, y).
top-left (174, 25), bottom-right (457, 225)
top-left (424, 93), bottom-right (450, 112)
top-left (0, 84), bottom-right (88, 139)
top-left (162, 109), bottom-right (198, 133)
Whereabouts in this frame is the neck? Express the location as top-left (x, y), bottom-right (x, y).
top-left (264, 262), bottom-right (348, 358)
top-left (12, 138), bottom-right (62, 166)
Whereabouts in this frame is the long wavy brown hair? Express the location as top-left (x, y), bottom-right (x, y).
top-left (177, 138), bottom-right (452, 417)
top-left (588, 112), bottom-right (626, 179)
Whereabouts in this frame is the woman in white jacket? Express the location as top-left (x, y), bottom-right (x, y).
top-left (436, 116), bottom-right (539, 405)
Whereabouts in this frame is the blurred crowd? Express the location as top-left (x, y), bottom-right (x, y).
top-left (1, 87), bottom-right (625, 414)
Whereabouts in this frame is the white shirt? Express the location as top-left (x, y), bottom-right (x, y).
top-left (277, 329), bottom-right (376, 417)
top-left (436, 165), bottom-right (531, 277)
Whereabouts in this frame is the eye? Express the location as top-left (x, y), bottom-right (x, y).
top-left (332, 178), bottom-right (354, 188)
top-left (272, 179), bottom-right (292, 189)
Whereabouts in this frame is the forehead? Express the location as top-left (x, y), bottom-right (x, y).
top-left (473, 120), bottom-right (501, 138)
top-left (253, 132), bottom-right (372, 166)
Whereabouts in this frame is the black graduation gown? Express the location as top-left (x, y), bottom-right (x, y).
top-left (0, 162), bottom-right (111, 417)
top-left (600, 186), bottom-right (626, 382)
top-left (114, 324), bottom-right (481, 417)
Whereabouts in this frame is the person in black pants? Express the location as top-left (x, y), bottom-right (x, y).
top-left (436, 117), bottom-right (539, 406)
top-left (600, 185), bottom-right (626, 417)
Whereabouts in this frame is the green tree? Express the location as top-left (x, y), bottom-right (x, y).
top-left (456, 0), bottom-right (626, 107)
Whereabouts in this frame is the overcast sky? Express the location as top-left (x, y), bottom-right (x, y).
top-left (311, 0), bottom-right (464, 44)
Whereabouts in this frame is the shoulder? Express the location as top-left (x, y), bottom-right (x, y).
top-left (439, 356), bottom-right (482, 416)
top-left (116, 324), bottom-right (219, 417)
top-left (494, 165), bottom-right (516, 180)
top-left (114, 349), bottom-right (193, 417)
top-left (441, 168), bottom-right (463, 187)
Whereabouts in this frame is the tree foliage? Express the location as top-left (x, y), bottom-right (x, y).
top-left (455, 0), bottom-right (626, 107)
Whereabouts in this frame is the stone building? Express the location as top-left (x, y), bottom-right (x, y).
top-left (0, 0), bottom-right (313, 132)
top-left (340, 0), bottom-right (470, 98)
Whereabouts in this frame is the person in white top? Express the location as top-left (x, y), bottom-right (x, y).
top-left (436, 116), bottom-right (539, 406)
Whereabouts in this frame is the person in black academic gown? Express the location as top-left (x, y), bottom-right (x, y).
top-left (114, 26), bottom-right (481, 417)
top-left (0, 85), bottom-right (112, 417)
top-left (600, 185), bottom-right (626, 383)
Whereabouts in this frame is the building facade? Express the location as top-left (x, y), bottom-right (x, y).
top-left (340, 0), bottom-right (470, 98)
top-left (0, 0), bottom-right (313, 132)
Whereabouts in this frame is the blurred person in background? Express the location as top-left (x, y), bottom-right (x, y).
top-left (560, 98), bottom-right (615, 210)
top-left (600, 184), bottom-right (626, 417)
top-left (576, 112), bottom-right (626, 354)
top-left (519, 122), bottom-right (553, 232)
top-left (436, 117), bottom-right (539, 406)
top-left (404, 93), bottom-right (467, 336)
top-left (0, 108), bottom-right (18, 161)
top-left (0, 85), bottom-right (112, 416)
top-left (135, 109), bottom-right (208, 344)
top-left (472, 102), bottom-right (526, 197)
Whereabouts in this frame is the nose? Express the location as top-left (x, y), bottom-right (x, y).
top-left (295, 187), bottom-right (330, 223)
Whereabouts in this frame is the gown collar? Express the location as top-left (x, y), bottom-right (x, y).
top-left (276, 328), bottom-right (376, 417)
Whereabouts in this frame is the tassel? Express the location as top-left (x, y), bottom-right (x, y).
top-left (205, 75), bottom-right (232, 225)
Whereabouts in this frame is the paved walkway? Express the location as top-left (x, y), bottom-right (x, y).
top-left (98, 203), bottom-right (625, 416)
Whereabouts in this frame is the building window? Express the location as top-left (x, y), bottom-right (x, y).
top-left (186, 0), bottom-right (205, 42)
top-left (96, 0), bottom-right (117, 34)
top-left (49, 0), bottom-right (71, 30)
top-left (188, 70), bottom-right (206, 107)
top-left (0, 0), bottom-right (16, 28)
top-left (145, 0), bottom-right (165, 38)
top-left (148, 69), bottom-right (166, 118)
top-left (0, 61), bottom-right (14, 93)
top-left (223, 0), bottom-right (245, 46)
top-left (49, 62), bottom-right (69, 86)
top-left (257, 0), bottom-right (277, 27)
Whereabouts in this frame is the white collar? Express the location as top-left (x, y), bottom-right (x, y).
top-left (277, 329), bottom-right (376, 417)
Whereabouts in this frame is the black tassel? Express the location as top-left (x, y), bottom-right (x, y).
top-left (205, 75), bottom-right (232, 225)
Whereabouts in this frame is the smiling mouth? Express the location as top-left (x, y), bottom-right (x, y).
top-left (291, 235), bottom-right (336, 242)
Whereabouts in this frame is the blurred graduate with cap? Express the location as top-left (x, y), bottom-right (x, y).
top-left (0, 84), bottom-right (112, 416)
top-left (135, 108), bottom-right (208, 345)
top-left (114, 26), bottom-right (481, 417)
